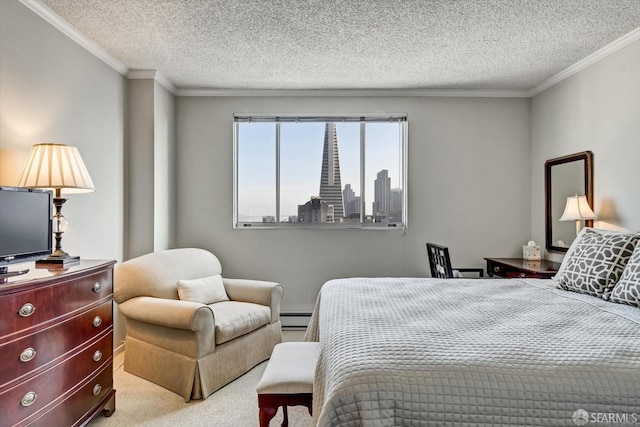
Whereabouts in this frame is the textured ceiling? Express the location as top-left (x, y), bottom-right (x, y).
top-left (39, 0), bottom-right (640, 91)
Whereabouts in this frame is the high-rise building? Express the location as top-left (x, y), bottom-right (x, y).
top-left (319, 123), bottom-right (344, 219)
top-left (390, 188), bottom-right (403, 213)
top-left (343, 184), bottom-right (358, 217)
top-left (298, 196), bottom-right (334, 223)
top-left (390, 188), bottom-right (403, 222)
top-left (373, 169), bottom-right (391, 217)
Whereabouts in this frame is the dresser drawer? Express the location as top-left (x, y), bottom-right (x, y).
top-left (0, 332), bottom-right (113, 427)
top-left (0, 301), bottom-right (112, 389)
top-left (485, 258), bottom-right (559, 280)
top-left (489, 263), bottom-right (526, 278)
top-left (28, 365), bottom-right (114, 427)
top-left (0, 270), bottom-right (112, 340)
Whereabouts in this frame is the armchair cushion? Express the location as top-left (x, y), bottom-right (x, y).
top-left (178, 274), bottom-right (229, 304)
top-left (211, 301), bottom-right (271, 345)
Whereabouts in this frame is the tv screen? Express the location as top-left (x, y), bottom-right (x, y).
top-left (0, 187), bottom-right (52, 272)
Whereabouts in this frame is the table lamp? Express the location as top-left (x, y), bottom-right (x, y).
top-left (17, 143), bottom-right (95, 266)
top-left (559, 194), bottom-right (597, 236)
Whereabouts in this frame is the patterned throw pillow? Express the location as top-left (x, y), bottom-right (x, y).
top-left (609, 245), bottom-right (640, 307)
top-left (556, 228), bottom-right (640, 299)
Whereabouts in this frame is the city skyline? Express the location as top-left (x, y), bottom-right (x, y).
top-left (237, 121), bottom-right (402, 223)
top-left (296, 123), bottom-right (401, 223)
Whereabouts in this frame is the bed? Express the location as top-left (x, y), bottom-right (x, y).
top-left (304, 229), bottom-right (640, 426)
top-left (305, 277), bottom-right (640, 426)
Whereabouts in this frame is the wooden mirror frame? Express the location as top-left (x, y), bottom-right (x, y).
top-left (545, 151), bottom-right (594, 254)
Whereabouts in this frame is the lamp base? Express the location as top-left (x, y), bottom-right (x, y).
top-left (36, 255), bottom-right (80, 268)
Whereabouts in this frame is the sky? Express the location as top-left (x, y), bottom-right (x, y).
top-left (237, 121), bottom-right (403, 221)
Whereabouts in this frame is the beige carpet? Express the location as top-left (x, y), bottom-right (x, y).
top-left (89, 330), bottom-right (313, 427)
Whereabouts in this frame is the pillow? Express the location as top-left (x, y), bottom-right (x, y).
top-left (553, 227), bottom-right (632, 278)
top-left (609, 245), bottom-right (640, 307)
top-left (554, 226), bottom-right (591, 279)
top-left (555, 228), bottom-right (640, 299)
top-left (177, 274), bottom-right (229, 304)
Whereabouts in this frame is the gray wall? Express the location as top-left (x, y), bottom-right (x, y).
top-left (0, 1), bottom-right (126, 344)
top-left (176, 96), bottom-right (532, 314)
top-left (531, 39), bottom-right (640, 262)
top-left (153, 81), bottom-right (177, 252)
top-left (0, 0), bottom-right (125, 264)
top-left (125, 78), bottom-right (176, 259)
top-left (126, 79), bottom-right (155, 258)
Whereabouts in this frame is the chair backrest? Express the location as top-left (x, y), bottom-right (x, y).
top-left (114, 248), bottom-right (223, 303)
top-left (426, 243), bottom-right (454, 279)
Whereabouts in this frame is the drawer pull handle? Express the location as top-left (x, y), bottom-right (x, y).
top-left (92, 316), bottom-right (103, 327)
top-left (21, 391), bottom-right (37, 407)
top-left (18, 303), bottom-right (36, 317)
top-left (20, 348), bottom-right (36, 362)
top-left (92, 384), bottom-right (102, 396)
top-left (93, 350), bottom-right (103, 362)
top-left (92, 282), bottom-right (102, 293)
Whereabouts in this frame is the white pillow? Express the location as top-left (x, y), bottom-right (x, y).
top-left (177, 274), bottom-right (229, 304)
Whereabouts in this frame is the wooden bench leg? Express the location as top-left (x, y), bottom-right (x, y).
top-left (259, 406), bottom-right (278, 427)
top-left (259, 393), bottom-right (312, 426)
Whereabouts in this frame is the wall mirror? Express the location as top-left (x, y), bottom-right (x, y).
top-left (545, 151), bottom-right (593, 253)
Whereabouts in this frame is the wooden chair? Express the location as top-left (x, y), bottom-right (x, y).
top-left (426, 243), bottom-right (484, 278)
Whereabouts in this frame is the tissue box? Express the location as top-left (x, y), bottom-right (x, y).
top-left (522, 244), bottom-right (541, 261)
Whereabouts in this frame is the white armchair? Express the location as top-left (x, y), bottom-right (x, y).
top-left (114, 248), bottom-right (283, 401)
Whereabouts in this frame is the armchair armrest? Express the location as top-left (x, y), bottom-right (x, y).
top-left (222, 278), bottom-right (283, 324)
top-left (118, 296), bottom-right (214, 331)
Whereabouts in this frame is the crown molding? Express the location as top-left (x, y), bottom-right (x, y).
top-left (127, 70), bottom-right (177, 94)
top-left (19, 0), bottom-right (640, 99)
top-left (528, 27), bottom-right (640, 97)
top-left (126, 70), bottom-right (158, 80)
top-left (153, 71), bottom-right (177, 94)
top-left (175, 88), bottom-right (530, 98)
top-left (19, 0), bottom-right (129, 76)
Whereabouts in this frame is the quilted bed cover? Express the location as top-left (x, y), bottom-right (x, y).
top-left (304, 278), bottom-right (640, 426)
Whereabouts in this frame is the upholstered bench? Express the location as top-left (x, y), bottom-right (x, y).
top-left (257, 342), bottom-right (321, 427)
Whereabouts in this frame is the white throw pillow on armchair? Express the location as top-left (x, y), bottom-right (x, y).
top-left (177, 274), bottom-right (229, 304)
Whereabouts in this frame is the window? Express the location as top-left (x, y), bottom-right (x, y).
top-left (234, 115), bottom-right (407, 228)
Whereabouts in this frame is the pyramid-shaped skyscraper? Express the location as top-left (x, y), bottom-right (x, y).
top-left (319, 123), bottom-right (344, 219)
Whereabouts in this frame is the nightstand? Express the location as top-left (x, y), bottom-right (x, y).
top-left (484, 257), bottom-right (561, 279)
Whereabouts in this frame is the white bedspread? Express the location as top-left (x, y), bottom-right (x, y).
top-left (305, 278), bottom-right (640, 426)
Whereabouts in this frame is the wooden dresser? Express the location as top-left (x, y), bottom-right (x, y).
top-left (0, 260), bottom-right (116, 427)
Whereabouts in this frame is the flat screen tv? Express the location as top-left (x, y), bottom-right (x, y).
top-left (0, 186), bottom-right (52, 278)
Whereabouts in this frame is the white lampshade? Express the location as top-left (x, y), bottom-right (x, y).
top-left (559, 195), bottom-right (597, 221)
top-left (17, 143), bottom-right (95, 194)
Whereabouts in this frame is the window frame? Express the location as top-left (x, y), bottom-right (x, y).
top-left (233, 114), bottom-right (408, 230)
